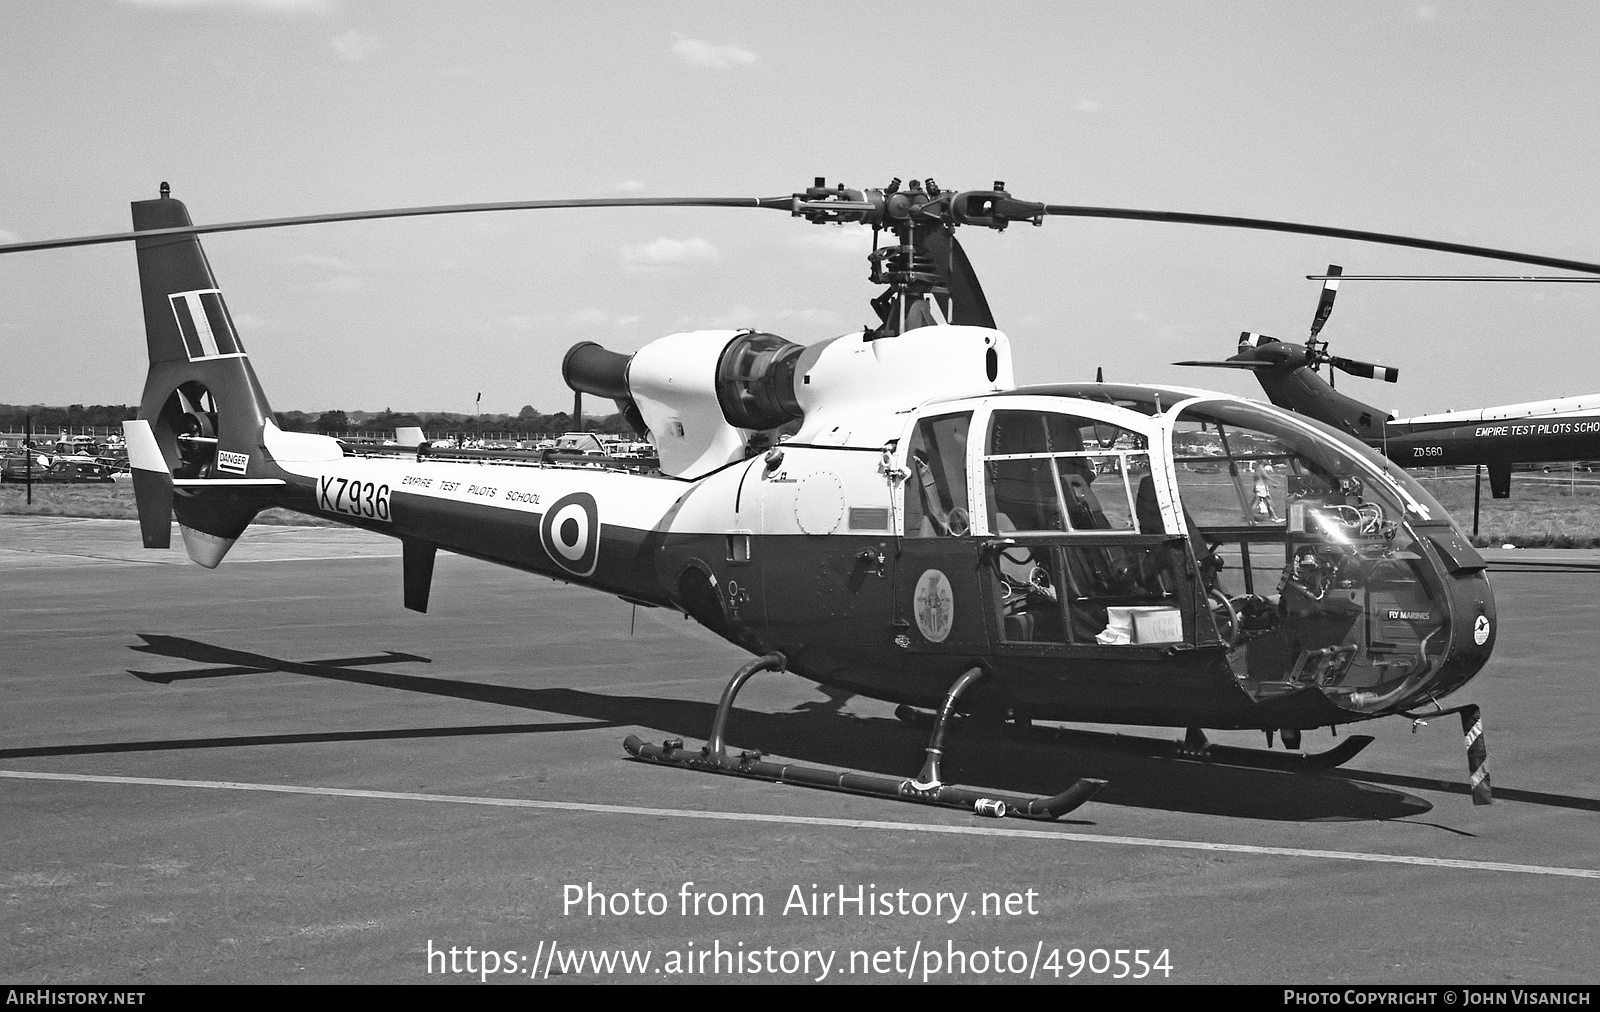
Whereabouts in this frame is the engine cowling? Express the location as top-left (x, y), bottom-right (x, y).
top-left (563, 326), bottom-right (1014, 478)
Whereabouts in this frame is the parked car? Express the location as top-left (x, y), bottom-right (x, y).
top-left (1, 459), bottom-right (116, 483)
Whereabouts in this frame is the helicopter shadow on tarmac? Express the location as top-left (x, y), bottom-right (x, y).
top-left (21, 632), bottom-right (1461, 824)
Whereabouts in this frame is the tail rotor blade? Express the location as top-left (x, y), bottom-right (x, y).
top-left (1329, 356), bottom-right (1400, 383)
top-left (1309, 264), bottom-right (1341, 340)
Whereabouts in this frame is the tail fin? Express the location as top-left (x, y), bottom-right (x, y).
top-left (123, 418), bottom-right (174, 550)
top-left (130, 187), bottom-right (282, 565)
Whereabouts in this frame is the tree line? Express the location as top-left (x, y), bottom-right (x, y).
top-left (0, 403), bottom-right (633, 436)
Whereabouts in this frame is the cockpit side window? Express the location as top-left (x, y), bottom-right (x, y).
top-left (903, 412), bottom-right (973, 537)
top-left (1171, 416), bottom-right (1304, 527)
top-left (984, 410), bottom-right (1151, 534)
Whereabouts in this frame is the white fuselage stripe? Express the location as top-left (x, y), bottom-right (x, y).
top-left (4, 769), bottom-right (1596, 880)
top-left (299, 455), bottom-right (690, 533)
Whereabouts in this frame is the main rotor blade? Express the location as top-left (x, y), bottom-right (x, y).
top-left (0, 195), bottom-right (795, 255)
top-left (1173, 360), bottom-right (1275, 370)
top-left (1032, 203), bottom-right (1600, 275)
top-left (1308, 274), bottom-right (1600, 282)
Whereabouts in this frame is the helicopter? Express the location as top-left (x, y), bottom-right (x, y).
top-left (1179, 265), bottom-right (1600, 499)
top-left (8, 178), bottom-right (1596, 819)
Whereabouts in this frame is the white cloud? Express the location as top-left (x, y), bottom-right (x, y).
top-left (620, 236), bottom-right (719, 266)
top-left (1076, 99), bottom-right (1102, 114)
top-left (773, 308), bottom-right (850, 328)
top-left (615, 315), bottom-right (643, 328)
top-left (615, 179), bottom-right (647, 193)
top-left (124, 0), bottom-right (336, 12)
top-left (0, 228), bottom-right (19, 244)
top-left (566, 308), bottom-right (610, 327)
top-left (290, 252), bottom-right (347, 270)
top-left (675, 305), bottom-right (850, 332)
top-left (331, 29), bottom-right (380, 62)
top-left (672, 35), bottom-right (758, 69)
top-left (789, 224), bottom-right (875, 255)
top-left (318, 275), bottom-right (362, 294)
top-left (230, 312), bottom-right (268, 330)
top-left (291, 251), bottom-right (358, 292)
top-left (1414, 5), bottom-right (1439, 22)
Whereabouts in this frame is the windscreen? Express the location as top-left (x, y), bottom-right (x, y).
top-left (1172, 398), bottom-right (1453, 713)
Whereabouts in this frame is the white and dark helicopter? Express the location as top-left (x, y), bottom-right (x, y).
top-left (8, 178), bottom-right (1594, 817)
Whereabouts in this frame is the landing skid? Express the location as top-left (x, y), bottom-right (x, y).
top-left (625, 655), bottom-right (1107, 821)
top-left (893, 707), bottom-right (1376, 774)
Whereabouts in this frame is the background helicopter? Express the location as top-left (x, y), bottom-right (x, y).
top-left (9, 177), bottom-right (1599, 818)
top-left (1179, 267), bottom-right (1600, 499)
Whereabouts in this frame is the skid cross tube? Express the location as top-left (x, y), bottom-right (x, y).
top-left (706, 652), bottom-right (788, 759)
top-left (911, 665), bottom-right (987, 790)
top-left (623, 657), bottom-right (1106, 820)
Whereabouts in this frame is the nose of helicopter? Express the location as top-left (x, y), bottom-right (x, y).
top-left (1334, 522), bottom-right (1495, 716)
top-left (1409, 525), bottom-right (1496, 704)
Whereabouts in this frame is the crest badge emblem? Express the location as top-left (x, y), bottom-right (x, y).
top-left (913, 569), bottom-right (954, 643)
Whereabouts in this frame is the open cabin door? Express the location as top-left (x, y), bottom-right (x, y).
top-left (971, 400), bottom-right (1208, 651)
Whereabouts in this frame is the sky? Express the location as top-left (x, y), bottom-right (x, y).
top-left (2, 1), bottom-right (1599, 417)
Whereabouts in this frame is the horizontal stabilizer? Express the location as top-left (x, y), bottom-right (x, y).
top-left (172, 478), bottom-right (286, 488)
top-left (1174, 359), bottom-right (1273, 370)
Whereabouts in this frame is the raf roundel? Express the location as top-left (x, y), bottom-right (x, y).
top-left (540, 492), bottom-right (600, 577)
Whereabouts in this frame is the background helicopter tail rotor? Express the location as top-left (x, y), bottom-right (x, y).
top-left (1325, 356), bottom-right (1400, 383)
top-left (1296, 265), bottom-right (1399, 386)
top-left (1176, 265), bottom-right (1398, 386)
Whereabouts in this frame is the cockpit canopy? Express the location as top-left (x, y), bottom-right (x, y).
top-left (893, 386), bottom-right (1473, 716)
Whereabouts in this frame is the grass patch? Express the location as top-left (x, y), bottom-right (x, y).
top-left (1414, 471), bottom-right (1600, 548)
top-left (8, 469), bottom-right (1600, 547)
top-left (0, 483), bottom-right (314, 526)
